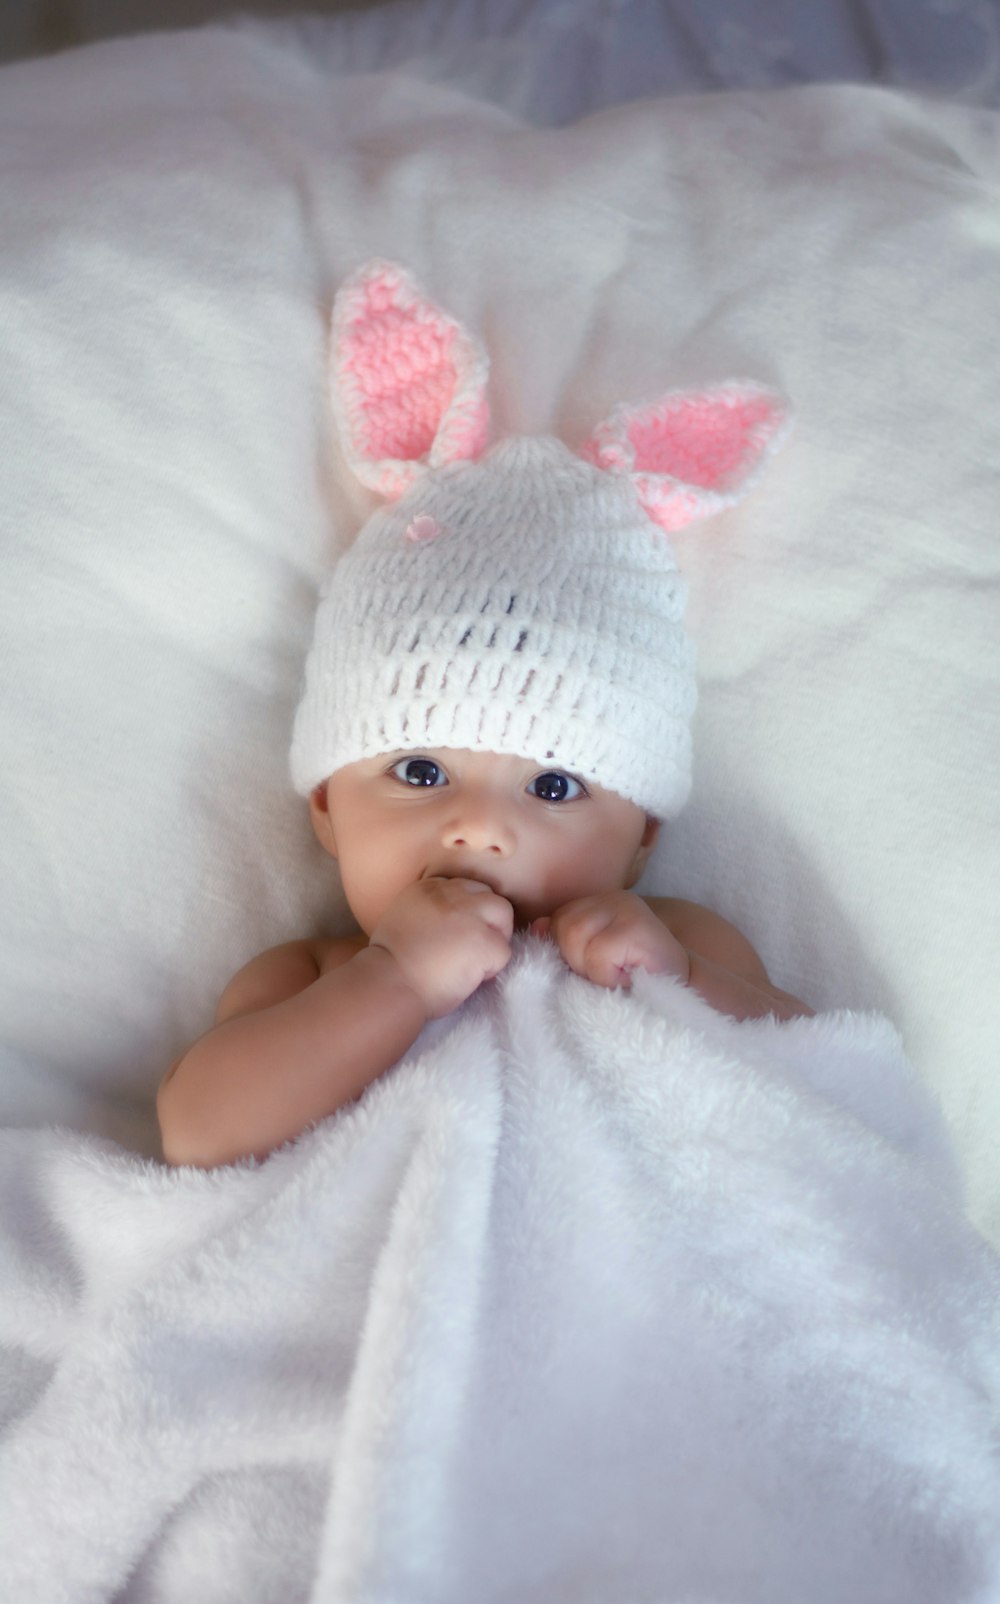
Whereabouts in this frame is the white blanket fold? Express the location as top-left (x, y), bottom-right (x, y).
top-left (2, 934), bottom-right (999, 1603)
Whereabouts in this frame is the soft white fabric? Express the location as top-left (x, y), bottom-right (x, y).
top-left (1, 936), bottom-right (999, 1603)
top-left (10, 0), bottom-right (1000, 106)
top-left (233, 0), bottom-right (1000, 123)
top-left (1, 26), bottom-right (999, 1239)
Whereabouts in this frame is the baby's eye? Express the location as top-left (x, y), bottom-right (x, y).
top-left (390, 756), bottom-right (448, 788)
top-left (527, 770), bottom-right (585, 803)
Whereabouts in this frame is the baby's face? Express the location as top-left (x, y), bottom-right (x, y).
top-left (310, 747), bottom-right (660, 934)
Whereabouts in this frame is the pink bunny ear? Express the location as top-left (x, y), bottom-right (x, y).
top-left (580, 382), bottom-right (791, 533)
top-left (330, 260), bottom-right (491, 500)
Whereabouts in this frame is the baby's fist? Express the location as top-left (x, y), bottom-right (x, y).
top-left (370, 876), bottom-right (514, 1018)
top-left (534, 891), bottom-right (689, 991)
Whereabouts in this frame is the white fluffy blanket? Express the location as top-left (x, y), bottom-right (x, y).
top-left (2, 935), bottom-right (1000, 1603)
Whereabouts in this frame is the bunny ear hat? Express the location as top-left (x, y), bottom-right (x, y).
top-left (290, 260), bottom-right (791, 820)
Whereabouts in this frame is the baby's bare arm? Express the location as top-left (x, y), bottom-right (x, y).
top-left (646, 897), bottom-right (815, 1022)
top-left (158, 877), bottom-right (514, 1171)
top-left (157, 944), bottom-right (429, 1170)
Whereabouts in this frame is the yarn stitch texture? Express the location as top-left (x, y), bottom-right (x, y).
top-left (291, 260), bottom-right (791, 818)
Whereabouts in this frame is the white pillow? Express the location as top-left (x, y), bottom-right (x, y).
top-left (249, 0), bottom-right (1000, 121)
top-left (1, 27), bottom-right (998, 1241)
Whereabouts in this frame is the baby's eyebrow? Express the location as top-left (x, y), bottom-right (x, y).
top-left (377, 750), bottom-right (447, 772)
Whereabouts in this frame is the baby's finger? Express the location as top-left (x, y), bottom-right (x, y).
top-left (547, 899), bottom-right (616, 978)
top-left (425, 876), bottom-right (513, 932)
top-left (425, 875), bottom-right (492, 896)
top-left (582, 931), bottom-right (635, 991)
top-left (481, 924), bottom-right (514, 980)
top-left (471, 889), bottom-right (515, 940)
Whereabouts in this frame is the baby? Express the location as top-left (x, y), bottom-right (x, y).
top-left (158, 261), bottom-right (810, 1170)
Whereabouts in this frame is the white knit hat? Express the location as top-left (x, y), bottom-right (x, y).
top-left (290, 261), bottom-right (790, 820)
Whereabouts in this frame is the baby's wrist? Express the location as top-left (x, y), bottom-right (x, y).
top-left (356, 942), bottom-right (433, 1024)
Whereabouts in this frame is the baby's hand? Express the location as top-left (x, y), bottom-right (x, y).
top-left (532, 890), bottom-right (690, 991)
top-left (370, 876), bottom-right (515, 1019)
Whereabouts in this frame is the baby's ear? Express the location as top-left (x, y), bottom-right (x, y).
top-left (330, 259), bottom-right (491, 500)
top-left (627, 815), bottom-right (661, 884)
top-left (580, 382), bottom-right (791, 533)
top-left (308, 783), bottom-right (337, 857)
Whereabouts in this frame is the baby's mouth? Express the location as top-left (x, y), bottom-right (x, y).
top-left (421, 866), bottom-right (501, 893)
top-left (421, 865), bottom-right (521, 916)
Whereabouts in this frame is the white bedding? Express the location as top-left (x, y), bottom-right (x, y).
top-left (2, 14), bottom-right (1000, 1594)
top-left (2, 21), bottom-right (999, 1237)
top-left (254, 0), bottom-right (1000, 123)
top-left (12, 1), bottom-right (1000, 112)
top-left (3, 938), bottom-right (999, 1602)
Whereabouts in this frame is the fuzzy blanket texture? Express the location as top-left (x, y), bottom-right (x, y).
top-left (2, 936), bottom-right (999, 1603)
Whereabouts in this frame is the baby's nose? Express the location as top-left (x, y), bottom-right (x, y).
top-left (442, 804), bottom-right (513, 857)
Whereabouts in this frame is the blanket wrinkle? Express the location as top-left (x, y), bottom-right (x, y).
top-left (1, 934), bottom-right (1000, 1604)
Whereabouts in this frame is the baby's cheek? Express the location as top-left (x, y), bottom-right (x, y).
top-left (337, 862), bottom-right (386, 935)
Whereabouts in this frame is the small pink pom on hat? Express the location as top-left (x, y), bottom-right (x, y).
top-left (404, 514), bottom-right (441, 543)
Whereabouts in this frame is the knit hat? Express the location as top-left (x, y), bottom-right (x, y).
top-left (290, 260), bottom-right (790, 820)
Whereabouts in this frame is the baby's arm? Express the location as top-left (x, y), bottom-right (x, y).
top-left (157, 943), bottom-right (429, 1170)
top-left (648, 897), bottom-right (815, 1022)
top-left (157, 878), bottom-right (513, 1170)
